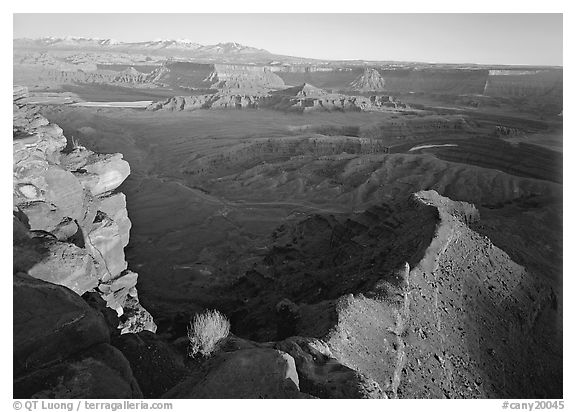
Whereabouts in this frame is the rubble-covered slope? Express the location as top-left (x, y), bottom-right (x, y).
top-left (222, 191), bottom-right (561, 398)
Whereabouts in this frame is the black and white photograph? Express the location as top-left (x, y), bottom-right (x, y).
top-left (8, 8), bottom-right (566, 405)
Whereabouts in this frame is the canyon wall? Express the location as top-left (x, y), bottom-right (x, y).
top-left (209, 64), bottom-right (286, 90)
top-left (274, 66), bottom-right (562, 102)
top-left (13, 86), bottom-right (159, 396)
top-left (377, 69), bottom-right (489, 94)
top-left (147, 89), bottom-right (408, 113)
top-left (483, 69), bottom-right (563, 99)
top-left (14, 66), bottom-right (156, 87)
top-left (13, 85), bottom-right (156, 331)
top-left (148, 62), bottom-right (214, 89)
top-left (275, 68), bottom-right (360, 90)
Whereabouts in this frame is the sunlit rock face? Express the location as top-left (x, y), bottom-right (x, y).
top-left (12, 85), bottom-right (155, 334)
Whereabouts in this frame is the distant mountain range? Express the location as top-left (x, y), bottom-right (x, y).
top-left (13, 37), bottom-right (563, 69)
top-left (15, 37), bottom-right (270, 53)
top-left (13, 37), bottom-right (285, 64)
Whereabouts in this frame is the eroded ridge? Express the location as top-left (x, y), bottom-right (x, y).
top-left (220, 190), bottom-right (560, 398)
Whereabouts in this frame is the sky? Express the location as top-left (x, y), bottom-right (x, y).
top-left (13, 13), bottom-right (563, 66)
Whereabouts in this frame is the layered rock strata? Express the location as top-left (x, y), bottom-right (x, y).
top-left (147, 83), bottom-right (408, 113)
top-left (205, 64), bottom-right (286, 90)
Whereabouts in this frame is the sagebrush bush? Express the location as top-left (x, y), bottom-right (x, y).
top-left (70, 136), bottom-right (84, 150)
top-left (187, 309), bottom-right (230, 358)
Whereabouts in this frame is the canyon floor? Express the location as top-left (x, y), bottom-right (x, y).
top-left (35, 98), bottom-right (562, 398)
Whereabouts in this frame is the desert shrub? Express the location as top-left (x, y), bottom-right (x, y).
top-left (187, 309), bottom-right (230, 358)
top-left (67, 136), bottom-right (85, 152)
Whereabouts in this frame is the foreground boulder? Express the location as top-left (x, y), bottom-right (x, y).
top-left (113, 331), bottom-right (189, 398)
top-left (161, 334), bottom-right (386, 399)
top-left (14, 344), bottom-right (142, 399)
top-left (274, 336), bottom-right (385, 398)
top-left (13, 273), bottom-right (109, 376)
top-left (13, 273), bottom-right (142, 398)
top-left (164, 347), bottom-right (305, 399)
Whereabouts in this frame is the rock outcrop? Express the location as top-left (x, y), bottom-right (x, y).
top-left (398, 191), bottom-right (559, 398)
top-left (13, 273), bottom-right (143, 398)
top-left (13, 85), bottom-right (29, 101)
top-left (147, 83), bottom-right (408, 113)
top-left (13, 86), bottom-right (156, 334)
top-left (146, 92), bottom-right (263, 111)
top-left (494, 125), bottom-right (525, 137)
top-left (161, 334), bottom-right (381, 399)
top-left (13, 85), bottom-right (160, 397)
top-left (282, 82), bottom-right (328, 97)
top-left (265, 84), bottom-right (407, 112)
top-left (16, 66), bottom-right (158, 88)
top-left (112, 331), bottom-right (190, 398)
top-left (273, 336), bottom-right (385, 398)
top-left (350, 68), bottom-right (386, 91)
top-left (165, 348), bottom-right (304, 399)
top-left (205, 64), bottom-right (286, 90)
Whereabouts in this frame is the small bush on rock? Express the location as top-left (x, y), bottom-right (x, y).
top-left (187, 309), bottom-right (230, 358)
top-left (70, 136), bottom-right (85, 150)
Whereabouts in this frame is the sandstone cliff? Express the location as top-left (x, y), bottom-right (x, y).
top-left (146, 92), bottom-right (263, 111)
top-left (24, 66), bottom-right (156, 87)
top-left (13, 86), bottom-right (156, 333)
top-left (147, 84), bottom-right (408, 113)
top-left (207, 64), bottom-right (286, 90)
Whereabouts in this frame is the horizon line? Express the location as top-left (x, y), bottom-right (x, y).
top-left (13, 36), bottom-right (564, 68)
